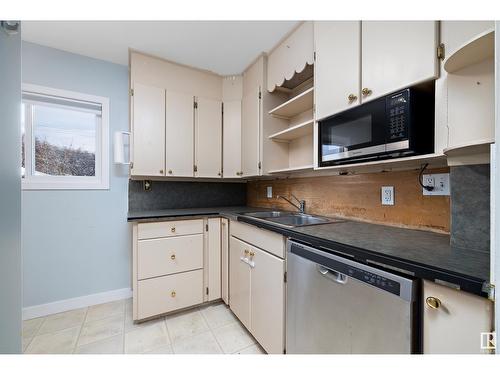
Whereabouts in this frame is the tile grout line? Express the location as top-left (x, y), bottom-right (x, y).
top-left (72, 307), bottom-right (89, 354)
top-left (163, 315), bottom-right (175, 354)
top-left (199, 305), bottom-right (228, 354)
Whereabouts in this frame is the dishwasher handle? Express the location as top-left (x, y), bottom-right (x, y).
top-left (317, 265), bottom-right (348, 285)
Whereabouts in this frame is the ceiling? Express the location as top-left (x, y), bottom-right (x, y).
top-left (21, 21), bottom-right (300, 76)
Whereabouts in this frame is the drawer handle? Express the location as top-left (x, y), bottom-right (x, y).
top-left (426, 296), bottom-right (441, 309)
top-left (171, 227), bottom-right (176, 233)
top-left (249, 251), bottom-right (255, 257)
top-left (171, 254), bottom-right (176, 260)
top-left (171, 291), bottom-right (176, 298)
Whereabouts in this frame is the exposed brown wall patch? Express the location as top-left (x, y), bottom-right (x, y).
top-left (247, 168), bottom-right (450, 233)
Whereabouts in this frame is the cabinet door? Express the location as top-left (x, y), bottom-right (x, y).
top-left (250, 246), bottom-right (285, 354)
top-left (423, 280), bottom-right (493, 354)
top-left (229, 237), bottom-right (251, 329)
top-left (221, 219), bottom-right (229, 305)
top-left (165, 91), bottom-right (194, 177)
top-left (241, 87), bottom-right (261, 177)
top-left (361, 21), bottom-right (438, 102)
top-left (223, 100), bottom-right (242, 178)
top-left (196, 97), bottom-right (222, 178)
top-left (131, 83), bottom-right (165, 176)
top-left (314, 21), bottom-right (361, 120)
top-left (207, 218), bottom-right (221, 301)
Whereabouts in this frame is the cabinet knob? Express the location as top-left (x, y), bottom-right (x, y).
top-left (159, 169), bottom-right (164, 174)
top-left (361, 88), bottom-right (372, 97)
top-left (171, 254), bottom-right (176, 260)
top-left (348, 93), bottom-right (358, 102)
top-left (171, 291), bottom-right (176, 298)
top-left (168, 170), bottom-right (173, 175)
top-left (171, 227), bottom-right (176, 233)
top-left (244, 249), bottom-right (249, 255)
top-left (425, 296), bottom-right (442, 309)
top-left (249, 251), bottom-right (255, 257)
top-left (218, 172), bottom-right (222, 176)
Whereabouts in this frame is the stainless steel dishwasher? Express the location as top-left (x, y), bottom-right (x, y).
top-left (286, 240), bottom-right (418, 354)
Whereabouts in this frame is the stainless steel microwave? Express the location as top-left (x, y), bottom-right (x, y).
top-left (318, 83), bottom-right (435, 167)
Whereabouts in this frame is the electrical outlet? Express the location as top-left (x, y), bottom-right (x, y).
top-left (422, 173), bottom-right (450, 196)
top-left (267, 186), bottom-right (273, 199)
top-left (381, 186), bottom-right (394, 206)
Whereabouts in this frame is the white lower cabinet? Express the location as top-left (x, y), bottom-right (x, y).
top-left (229, 222), bottom-right (286, 354)
top-left (423, 280), bottom-right (493, 354)
top-left (132, 218), bottom-right (221, 321)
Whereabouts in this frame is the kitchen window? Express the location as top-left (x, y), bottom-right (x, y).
top-left (21, 84), bottom-right (109, 190)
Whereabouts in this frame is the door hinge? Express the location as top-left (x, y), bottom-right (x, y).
top-left (258, 91), bottom-right (262, 100)
top-left (194, 165), bottom-right (198, 172)
top-left (206, 287), bottom-right (209, 295)
top-left (258, 161), bottom-right (262, 170)
top-left (221, 102), bottom-right (224, 114)
top-left (129, 88), bottom-right (134, 96)
top-left (130, 161), bottom-right (134, 169)
top-left (313, 51), bottom-right (316, 61)
top-left (194, 101), bottom-right (198, 109)
top-left (205, 223), bottom-right (209, 231)
top-left (437, 43), bottom-right (445, 60)
top-left (284, 271), bottom-right (287, 283)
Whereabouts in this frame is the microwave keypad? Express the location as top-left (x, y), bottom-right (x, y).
top-left (388, 105), bottom-right (407, 140)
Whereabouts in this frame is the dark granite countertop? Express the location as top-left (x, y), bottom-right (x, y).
top-left (128, 206), bottom-right (490, 297)
top-left (127, 206), bottom-right (269, 222)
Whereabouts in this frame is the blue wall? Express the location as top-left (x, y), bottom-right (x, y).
top-left (22, 42), bottom-right (131, 308)
top-left (0, 23), bottom-right (22, 353)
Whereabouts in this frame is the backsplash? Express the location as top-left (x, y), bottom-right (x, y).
top-left (247, 168), bottom-right (451, 233)
top-left (129, 180), bottom-right (246, 211)
top-left (450, 164), bottom-right (490, 252)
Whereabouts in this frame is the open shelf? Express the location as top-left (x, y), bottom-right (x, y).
top-left (444, 29), bottom-right (494, 73)
top-left (268, 87), bottom-right (314, 119)
top-left (268, 164), bottom-right (314, 174)
top-left (268, 119), bottom-right (314, 142)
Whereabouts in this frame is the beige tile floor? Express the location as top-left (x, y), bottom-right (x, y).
top-left (22, 299), bottom-right (266, 354)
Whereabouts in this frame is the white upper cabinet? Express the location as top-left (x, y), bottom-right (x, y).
top-left (223, 100), bottom-right (242, 177)
top-left (165, 91), bottom-right (195, 177)
top-left (267, 21), bottom-right (314, 92)
top-left (131, 83), bottom-right (165, 176)
top-left (314, 21), bottom-right (361, 121)
top-left (195, 97), bottom-right (222, 178)
top-left (241, 87), bottom-right (261, 177)
top-left (222, 76), bottom-right (243, 178)
top-left (361, 21), bottom-right (439, 102)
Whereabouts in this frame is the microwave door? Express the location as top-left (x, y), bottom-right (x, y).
top-left (321, 115), bottom-right (384, 162)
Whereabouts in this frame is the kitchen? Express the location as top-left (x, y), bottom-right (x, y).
top-left (1, 2), bottom-right (500, 373)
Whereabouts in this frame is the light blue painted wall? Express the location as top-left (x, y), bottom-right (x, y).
top-left (22, 42), bottom-right (131, 308)
top-left (0, 23), bottom-right (22, 353)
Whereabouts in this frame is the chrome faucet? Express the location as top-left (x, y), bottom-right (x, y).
top-left (277, 194), bottom-right (306, 214)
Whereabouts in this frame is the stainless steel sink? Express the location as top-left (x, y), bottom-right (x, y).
top-left (242, 211), bottom-right (342, 228)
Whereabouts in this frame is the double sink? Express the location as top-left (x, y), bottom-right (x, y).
top-left (241, 210), bottom-right (343, 228)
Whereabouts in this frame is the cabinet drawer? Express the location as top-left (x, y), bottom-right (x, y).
top-left (137, 269), bottom-right (203, 320)
top-left (138, 234), bottom-right (203, 280)
top-left (138, 219), bottom-right (203, 239)
top-left (230, 220), bottom-right (285, 258)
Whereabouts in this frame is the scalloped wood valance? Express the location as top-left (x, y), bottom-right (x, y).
top-left (267, 21), bottom-right (314, 92)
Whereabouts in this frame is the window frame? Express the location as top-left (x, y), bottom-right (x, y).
top-left (21, 84), bottom-right (109, 190)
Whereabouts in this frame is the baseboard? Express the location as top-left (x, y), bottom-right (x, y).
top-left (22, 288), bottom-right (132, 320)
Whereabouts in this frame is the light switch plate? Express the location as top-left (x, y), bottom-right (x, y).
top-left (381, 186), bottom-right (394, 205)
top-left (422, 173), bottom-right (450, 196)
top-left (267, 186), bottom-right (273, 199)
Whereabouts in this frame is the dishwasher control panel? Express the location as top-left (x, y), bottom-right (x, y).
top-left (346, 267), bottom-right (400, 295)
